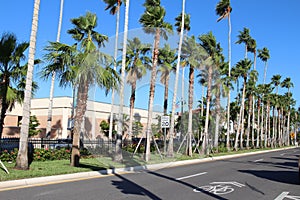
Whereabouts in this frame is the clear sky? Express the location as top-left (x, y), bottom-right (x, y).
top-left (1, 0), bottom-right (299, 112)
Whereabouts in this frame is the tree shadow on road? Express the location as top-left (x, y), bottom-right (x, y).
top-left (111, 172), bottom-right (162, 200)
top-left (239, 169), bottom-right (300, 185)
top-left (147, 171), bottom-right (229, 200)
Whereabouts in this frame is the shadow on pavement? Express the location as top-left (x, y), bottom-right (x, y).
top-left (147, 171), bottom-right (229, 200)
top-left (239, 169), bottom-right (300, 185)
top-left (111, 172), bottom-right (162, 200)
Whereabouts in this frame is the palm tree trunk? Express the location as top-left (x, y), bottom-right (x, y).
top-left (214, 82), bottom-right (221, 150)
top-left (187, 66), bottom-right (194, 156)
top-left (202, 66), bottom-right (212, 155)
top-left (70, 81), bottom-right (89, 167)
top-left (115, 0), bottom-right (130, 162)
top-left (163, 74), bottom-right (170, 115)
top-left (168, 0), bottom-right (185, 158)
top-left (246, 94), bottom-right (252, 149)
top-left (128, 82), bottom-right (136, 140)
top-left (256, 99), bottom-right (261, 148)
top-left (226, 8), bottom-right (232, 152)
top-left (145, 28), bottom-right (160, 162)
top-left (234, 80), bottom-right (246, 150)
top-left (0, 77), bottom-right (9, 138)
top-left (251, 96), bottom-right (255, 147)
top-left (109, 1), bottom-right (120, 140)
top-left (15, 0), bottom-right (40, 170)
top-left (260, 104), bottom-right (264, 148)
top-left (46, 0), bottom-right (64, 138)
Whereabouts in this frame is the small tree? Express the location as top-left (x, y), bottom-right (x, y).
top-left (18, 115), bottom-right (41, 137)
top-left (29, 115), bottom-right (41, 137)
top-left (100, 120), bottom-right (110, 137)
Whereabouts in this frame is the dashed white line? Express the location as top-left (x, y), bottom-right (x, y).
top-left (176, 172), bottom-right (207, 180)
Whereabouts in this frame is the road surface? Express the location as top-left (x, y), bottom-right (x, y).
top-left (1, 148), bottom-right (299, 200)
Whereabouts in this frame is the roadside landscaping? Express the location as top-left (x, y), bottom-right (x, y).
top-left (0, 146), bottom-right (291, 182)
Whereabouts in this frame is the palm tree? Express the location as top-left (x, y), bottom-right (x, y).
top-left (258, 47), bottom-right (270, 84)
top-left (125, 37), bottom-right (151, 139)
top-left (248, 37), bottom-right (257, 148)
top-left (103, 0), bottom-right (123, 140)
top-left (233, 59), bottom-right (252, 150)
top-left (115, 0), bottom-right (130, 162)
top-left (0, 33), bottom-right (29, 137)
top-left (175, 12), bottom-right (191, 150)
top-left (245, 70), bottom-right (258, 148)
top-left (198, 32), bottom-right (219, 155)
top-left (45, 0), bottom-right (64, 138)
top-left (216, 0), bottom-right (232, 151)
top-left (235, 27), bottom-right (251, 59)
top-left (281, 77), bottom-right (294, 145)
top-left (41, 42), bottom-right (78, 134)
top-left (271, 74), bottom-right (281, 147)
top-left (158, 44), bottom-right (176, 115)
top-left (67, 12), bottom-right (119, 166)
top-left (140, 0), bottom-right (172, 161)
top-left (15, 0), bottom-right (40, 170)
top-left (181, 35), bottom-right (205, 156)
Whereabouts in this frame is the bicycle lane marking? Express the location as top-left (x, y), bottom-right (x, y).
top-left (175, 172), bottom-right (207, 180)
top-left (193, 181), bottom-right (245, 195)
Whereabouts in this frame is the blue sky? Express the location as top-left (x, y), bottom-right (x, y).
top-left (1, 0), bottom-right (299, 112)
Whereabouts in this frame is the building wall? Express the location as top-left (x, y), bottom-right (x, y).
top-left (3, 97), bottom-right (162, 139)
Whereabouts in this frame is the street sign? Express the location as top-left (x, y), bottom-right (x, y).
top-left (161, 116), bottom-right (170, 128)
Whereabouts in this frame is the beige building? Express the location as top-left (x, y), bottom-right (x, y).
top-left (3, 97), bottom-right (162, 139)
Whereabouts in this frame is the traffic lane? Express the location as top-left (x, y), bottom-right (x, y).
top-left (146, 148), bottom-right (300, 199)
top-left (0, 148), bottom-right (299, 200)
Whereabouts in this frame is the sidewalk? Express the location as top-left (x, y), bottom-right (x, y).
top-left (0, 147), bottom-right (297, 191)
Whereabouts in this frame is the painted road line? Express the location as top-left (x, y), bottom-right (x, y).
top-left (253, 159), bottom-right (263, 162)
top-left (176, 172), bottom-right (207, 180)
top-left (280, 153), bottom-right (286, 156)
top-left (274, 192), bottom-right (300, 200)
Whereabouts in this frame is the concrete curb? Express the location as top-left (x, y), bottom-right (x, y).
top-left (0, 146), bottom-right (297, 190)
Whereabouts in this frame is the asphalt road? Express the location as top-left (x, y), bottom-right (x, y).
top-left (1, 148), bottom-right (299, 200)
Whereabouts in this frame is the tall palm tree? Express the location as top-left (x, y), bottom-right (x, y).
top-left (181, 35), bottom-right (205, 156)
top-left (0, 33), bottom-right (29, 137)
top-left (271, 74), bottom-right (281, 147)
top-left (216, 0), bottom-right (232, 151)
top-left (233, 59), bottom-right (252, 150)
top-left (115, 0), bottom-right (129, 162)
top-left (15, 0), bottom-right (40, 170)
top-left (248, 37), bottom-right (257, 147)
top-left (258, 47), bottom-right (270, 84)
top-left (245, 70), bottom-right (258, 148)
top-left (281, 77), bottom-right (294, 145)
top-left (158, 44), bottom-right (176, 115)
top-left (103, 0), bottom-right (123, 140)
top-left (257, 47), bottom-right (270, 148)
top-left (126, 37), bottom-right (151, 139)
top-left (140, 0), bottom-right (172, 161)
top-left (198, 32), bottom-right (219, 155)
top-left (45, 0), bottom-right (64, 138)
top-left (67, 12), bottom-right (119, 166)
top-left (175, 12), bottom-right (191, 149)
top-left (236, 27), bottom-right (251, 59)
top-left (168, 0), bottom-right (187, 157)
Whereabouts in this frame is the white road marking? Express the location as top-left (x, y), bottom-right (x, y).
top-left (280, 153), bottom-right (286, 156)
top-left (253, 159), bottom-right (264, 162)
top-left (275, 192), bottom-right (300, 200)
top-left (210, 181), bottom-right (245, 187)
top-left (176, 172), bottom-right (207, 180)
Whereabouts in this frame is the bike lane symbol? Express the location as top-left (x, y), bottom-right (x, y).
top-left (193, 181), bottom-right (245, 195)
top-left (274, 192), bottom-right (300, 200)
